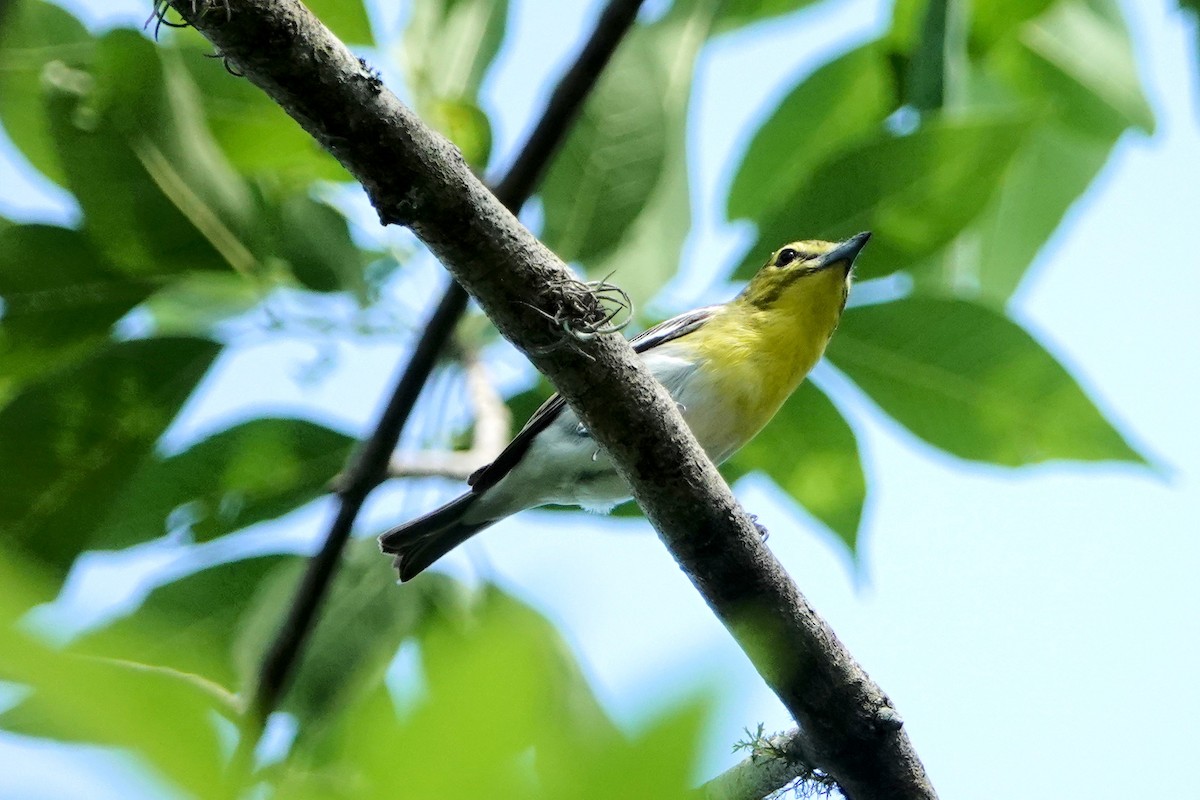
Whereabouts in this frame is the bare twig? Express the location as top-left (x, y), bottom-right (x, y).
top-left (386, 350), bottom-right (511, 481)
top-left (167, 0), bottom-right (936, 797)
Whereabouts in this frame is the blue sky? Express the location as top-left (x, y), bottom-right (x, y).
top-left (2, 0), bottom-right (1198, 797)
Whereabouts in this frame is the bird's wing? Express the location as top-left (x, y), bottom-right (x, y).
top-left (466, 305), bottom-right (721, 493)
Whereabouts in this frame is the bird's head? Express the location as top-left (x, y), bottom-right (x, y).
top-left (738, 232), bottom-right (870, 320)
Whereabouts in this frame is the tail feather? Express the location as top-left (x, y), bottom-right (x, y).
top-left (379, 492), bottom-right (495, 581)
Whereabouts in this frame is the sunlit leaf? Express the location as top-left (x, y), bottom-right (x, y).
top-left (728, 381), bottom-right (865, 551)
top-left (0, 337), bottom-right (218, 581)
top-left (91, 418), bottom-right (354, 550)
top-left (1009, 0), bottom-right (1153, 135)
top-left (306, 0), bottom-right (373, 45)
top-left (727, 42), bottom-right (893, 222)
top-left (558, 7), bottom-right (717, 309)
top-left (733, 114), bottom-right (1032, 281)
top-left (401, 0), bottom-right (509, 104)
top-left (827, 297), bottom-right (1144, 465)
top-left (940, 123), bottom-right (1111, 300)
top-left (401, 0), bottom-right (506, 161)
top-left (0, 0), bottom-right (94, 185)
top-left (913, 0), bottom-right (1152, 301)
top-left (174, 34), bottom-right (346, 182)
top-left (539, 30), bottom-right (669, 267)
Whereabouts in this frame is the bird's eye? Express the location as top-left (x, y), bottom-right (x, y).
top-left (776, 248), bottom-right (799, 267)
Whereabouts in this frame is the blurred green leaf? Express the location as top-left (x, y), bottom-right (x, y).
top-left (425, 97), bottom-right (493, 170)
top-left (828, 298), bottom-right (1144, 465)
top-left (0, 224), bottom-right (150, 397)
top-left (903, 0), bottom-right (948, 111)
top-left (401, 0), bottom-right (506, 162)
top-left (727, 42), bottom-right (893, 222)
top-left (141, 271), bottom-right (263, 335)
top-left (969, 0), bottom-right (1056, 45)
top-left (267, 193), bottom-right (367, 295)
top-left (712, 0), bottom-right (822, 33)
top-left (91, 418), bottom-right (355, 550)
top-left (45, 30), bottom-right (257, 277)
top-left (564, 7), bottom-right (718, 309)
top-left (539, 29), bottom-right (669, 267)
top-left (938, 123), bottom-right (1111, 300)
top-left (0, 553), bottom-right (225, 797)
top-left (75, 554), bottom-right (295, 688)
top-left (913, 0), bottom-right (1152, 301)
top-left (174, 35), bottom-right (347, 182)
top-left (234, 540), bottom-right (451, 735)
top-left (306, 0), bottom-right (374, 45)
top-left (0, 0), bottom-right (94, 185)
top-left (728, 381), bottom-right (865, 551)
top-left (402, 0), bottom-right (509, 104)
top-left (1005, 0), bottom-right (1153, 136)
top-left (0, 337), bottom-right (218, 581)
top-left (733, 114), bottom-right (1032, 281)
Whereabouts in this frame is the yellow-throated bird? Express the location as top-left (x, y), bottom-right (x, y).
top-left (380, 232), bottom-right (870, 580)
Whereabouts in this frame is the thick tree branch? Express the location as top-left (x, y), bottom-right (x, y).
top-left (167, 1), bottom-right (937, 797)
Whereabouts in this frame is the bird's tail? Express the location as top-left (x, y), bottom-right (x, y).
top-left (378, 492), bottom-right (495, 581)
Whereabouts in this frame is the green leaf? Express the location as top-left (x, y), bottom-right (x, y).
top-left (827, 297), bottom-right (1144, 465)
top-left (0, 224), bottom-right (151, 398)
top-left (44, 30), bottom-right (257, 277)
top-left (91, 418), bottom-right (355, 551)
top-left (306, 0), bottom-right (373, 45)
top-left (903, 0), bottom-right (948, 111)
top-left (74, 554), bottom-right (295, 688)
top-left (732, 114), bottom-right (1032, 281)
top-left (554, 8), bottom-right (716, 309)
top-left (140, 271), bottom-right (263, 335)
top-left (0, 0), bottom-right (94, 185)
top-left (0, 337), bottom-right (219, 581)
top-left (401, 0), bottom-right (509, 105)
top-left (234, 540), bottom-right (449, 734)
top-left (712, 0), bottom-right (822, 33)
top-left (969, 0), bottom-right (1056, 46)
top-left (983, 0), bottom-right (1152, 141)
top-left (267, 193), bottom-right (367, 295)
top-left (727, 42), bottom-right (893, 222)
top-left (0, 553), bottom-right (225, 796)
top-left (912, 0), bottom-right (1152, 301)
top-left (539, 28), bottom-right (669, 266)
top-left (728, 381), bottom-right (865, 551)
top-left (175, 34), bottom-right (347, 182)
top-left (928, 122), bottom-right (1113, 301)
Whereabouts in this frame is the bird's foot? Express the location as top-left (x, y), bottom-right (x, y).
top-left (749, 514), bottom-right (769, 542)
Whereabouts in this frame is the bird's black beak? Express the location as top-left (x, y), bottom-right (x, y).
top-left (820, 231), bottom-right (871, 270)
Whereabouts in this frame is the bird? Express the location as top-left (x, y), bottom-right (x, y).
top-left (380, 231), bottom-right (870, 581)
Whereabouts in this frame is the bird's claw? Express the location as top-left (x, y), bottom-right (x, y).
top-left (749, 514), bottom-right (769, 542)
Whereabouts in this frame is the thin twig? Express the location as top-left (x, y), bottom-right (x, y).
top-left (701, 727), bottom-right (834, 800)
top-left (213, 0), bottom-right (649, 784)
top-left (385, 350), bottom-right (511, 481)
